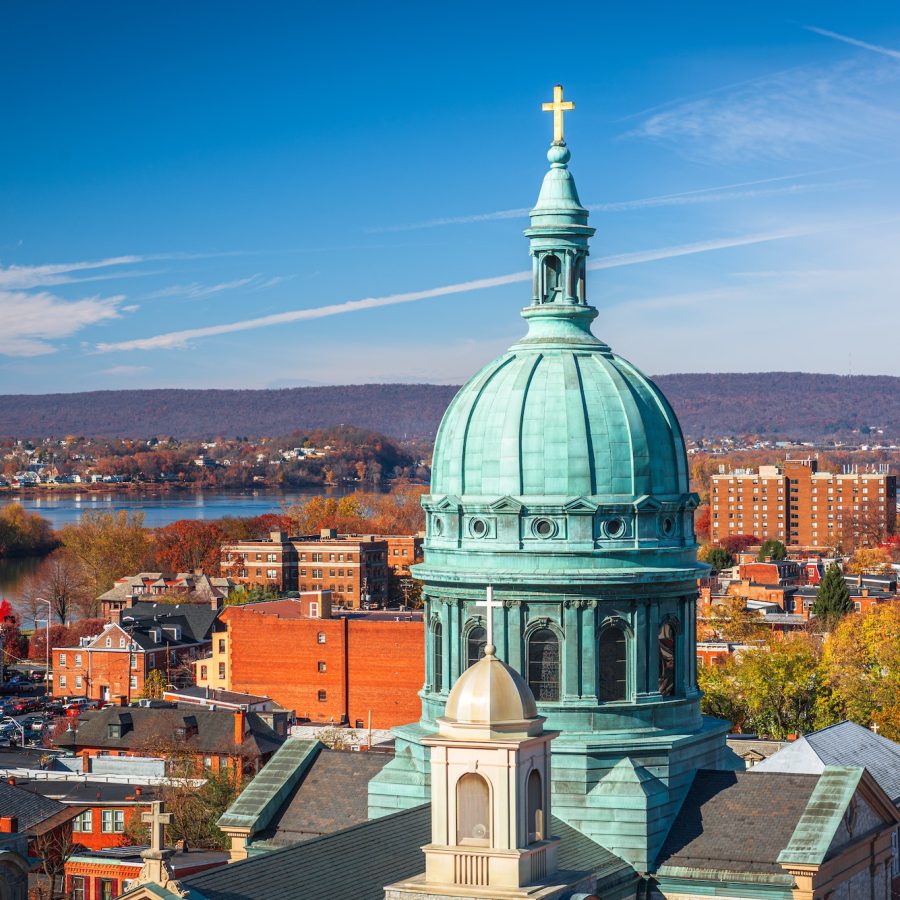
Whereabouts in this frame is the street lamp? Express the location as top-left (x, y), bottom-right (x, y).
top-left (35, 598), bottom-right (51, 692)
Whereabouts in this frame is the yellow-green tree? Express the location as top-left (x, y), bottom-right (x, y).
top-left (141, 668), bottom-right (167, 699)
top-left (845, 547), bottom-right (893, 575)
top-left (822, 601), bottom-right (900, 740)
top-left (699, 634), bottom-right (827, 739)
top-left (705, 596), bottom-right (767, 643)
top-left (60, 510), bottom-right (153, 604)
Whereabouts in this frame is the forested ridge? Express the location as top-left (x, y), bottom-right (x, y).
top-left (2, 373), bottom-right (898, 440)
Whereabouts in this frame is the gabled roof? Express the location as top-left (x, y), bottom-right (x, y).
top-left (752, 721), bottom-right (900, 804)
top-left (0, 779), bottom-right (76, 835)
top-left (14, 778), bottom-right (162, 806)
top-left (53, 706), bottom-right (283, 758)
top-left (122, 602), bottom-right (220, 644)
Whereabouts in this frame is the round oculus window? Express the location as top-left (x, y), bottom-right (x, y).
top-left (605, 518), bottom-right (625, 538)
top-left (432, 516), bottom-right (444, 537)
top-left (532, 518), bottom-right (556, 539)
top-left (469, 518), bottom-right (488, 538)
top-left (661, 516), bottom-right (675, 536)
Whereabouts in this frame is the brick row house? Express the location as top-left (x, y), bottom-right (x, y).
top-left (53, 705), bottom-right (286, 784)
top-left (193, 596), bottom-right (423, 730)
top-left (52, 603), bottom-right (220, 704)
top-left (220, 529), bottom-right (422, 608)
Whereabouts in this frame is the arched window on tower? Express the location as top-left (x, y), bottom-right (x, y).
top-left (527, 628), bottom-right (560, 702)
top-left (527, 769), bottom-right (544, 843)
top-left (466, 625), bottom-right (486, 669)
top-left (659, 621), bottom-right (677, 697)
top-left (541, 254), bottom-right (562, 303)
top-left (433, 621), bottom-right (443, 692)
top-left (599, 625), bottom-right (628, 702)
top-left (574, 255), bottom-right (586, 303)
top-left (456, 773), bottom-right (491, 846)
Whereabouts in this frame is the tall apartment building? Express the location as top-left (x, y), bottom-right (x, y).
top-left (710, 457), bottom-right (896, 548)
top-left (221, 529), bottom-right (401, 608)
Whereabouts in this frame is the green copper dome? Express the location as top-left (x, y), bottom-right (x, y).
top-left (430, 340), bottom-right (688, 500)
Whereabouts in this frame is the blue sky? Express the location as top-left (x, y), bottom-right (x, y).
top-left (2, 1), bottom-right (900, 393)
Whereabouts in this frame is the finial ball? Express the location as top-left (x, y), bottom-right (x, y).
top-left (484, 643), bottom-right (496, 657)
top-left (547, 143), bottom-right (571, 166)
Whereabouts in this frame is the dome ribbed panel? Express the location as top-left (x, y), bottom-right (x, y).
top-left (461, 356), bottom-right (521, 495)
top-left (521, 355), bottom-right (571, 494)
top-left (577, 354), bottom-right (626, 496)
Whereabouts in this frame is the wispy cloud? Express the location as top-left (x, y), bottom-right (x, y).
top-left (624, 58), bottom-right (900, 162)
top-left (804, 25), bottom-right (900, 61)
top-left (98, 365), bottom-right (150, 376)
top-left (0, 290), bottom-right (124, 356)
top-left (0, 256), bottom-right (145, 290)
top-left (367, 174), bottom-right (852, 233)
top-left (96, 227), bottom-right (813, 353)
top-left (144, 273), bottom-right (295, 300)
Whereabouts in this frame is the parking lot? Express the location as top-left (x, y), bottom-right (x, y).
top-left (0, 669), bottom-right (69, 748)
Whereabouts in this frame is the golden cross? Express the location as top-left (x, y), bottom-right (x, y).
top-left (542, 84), bottom-right (574, 144)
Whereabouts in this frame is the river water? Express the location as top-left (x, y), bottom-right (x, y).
top-left (0, 488), bottom-right (340, 618)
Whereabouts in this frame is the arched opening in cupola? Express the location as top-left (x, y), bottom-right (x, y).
top-left (541, 254), bottom-right (562, 302)
top-left (658, 620), bottom-right (678, 696)
top-left (432, 621), bottom-right (443, 692)
top-left (527, 769), bottom-right (544, 843)
top-left (457, 772), bottom-right (491, 846)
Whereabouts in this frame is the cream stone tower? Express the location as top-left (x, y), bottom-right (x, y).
top-left (386, 643), bottom-right (592, 899)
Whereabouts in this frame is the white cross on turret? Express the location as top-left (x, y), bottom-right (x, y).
top-left (474, 585), bottom-right (504, 653)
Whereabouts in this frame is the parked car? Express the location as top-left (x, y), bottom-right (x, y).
top-left (12, 698), bottom-right (40, 715)
top-left (65, 703), bottom-right (88, 718)
top-left (42, 700), bottom-right (63, 716)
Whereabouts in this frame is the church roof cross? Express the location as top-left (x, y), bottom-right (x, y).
top-left (142, 800), bottom-right (173, 855)
top-left (542, 84), bottom-right (574, 145)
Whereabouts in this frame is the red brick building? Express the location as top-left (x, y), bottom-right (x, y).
top-left (52, 706), bottom-right (286, 785)
top-left (65, 846), bottom-right (227, 900)
top-left (710, 458), bottom-right (896, 549)
top-left (195, 598), bottom-right (423, 729)
top-left (220, 530), bottom-right (421, 609)
top-left (51, 604), bottom-right (219, 704)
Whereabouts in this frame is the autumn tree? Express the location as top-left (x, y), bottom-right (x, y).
top-left (719, 534), bottom-right (758, 556)
top-left (699, 634), bottom-right (826, 739)
top-left (705, 596), bottom-right (767, 643)
top-left (822, 601), bottom-right (900, 740)
top-left (155, 519), bottom-right (225, 576)
top-left (845, 547), bottom-right (893, 575)
top-left (19, 549), bottom-right (91, 623)
top-left (811, 562), bottom-right (853, 631)
top-left (694, 505), bottom-right (711, 541)
top-left (0, 502), bottom-right (55, 556)
top-left (142, 668), bottom-right (167, 699)
top-left (60, 510), bottom-right (153, 602)
top-left (756, 539), bottom-right (787, 561)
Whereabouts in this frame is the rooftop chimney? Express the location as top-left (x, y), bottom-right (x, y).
top-left (234, 709), bottom-right (246, 745)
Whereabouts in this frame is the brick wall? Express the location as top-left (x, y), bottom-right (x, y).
top-left (221, 608), bottom-right (424, 730)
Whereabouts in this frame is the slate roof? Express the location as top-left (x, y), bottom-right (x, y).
top-left (254, 749), bottom-right (392, 846)
top-left (0, 779), bottom-right (76, 835)
top-left (655, 770), bottom-right (819, 877)
top-left (184, 804), bottom-right (633, 900)
top-left (752, 720), bottom-right (900, 804)
top-left (14, 778), bottom-right (161, 805)
top-left (121, 602), bottom-right (220, 644)
top-left (53, 706), bottom-right (283, 758)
